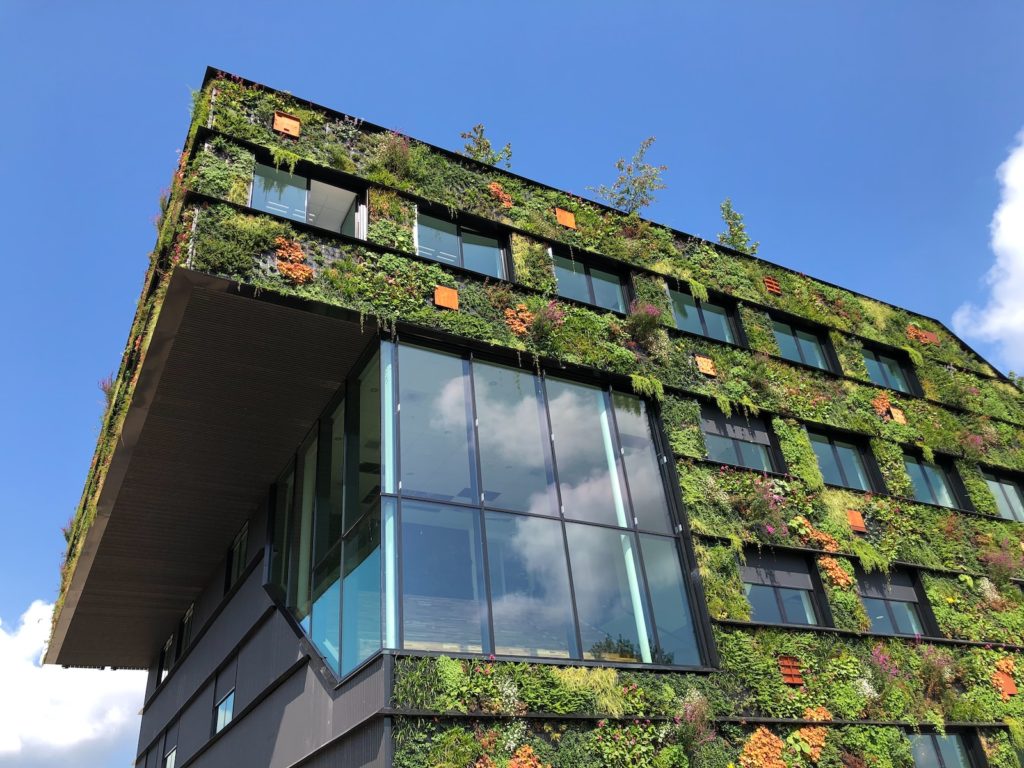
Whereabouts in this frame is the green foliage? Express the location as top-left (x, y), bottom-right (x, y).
top-left (269, 145), bottom-right (301, 173)
top-left (509, 233), bottom-right (556, 292)
top-left (190, 204), bottom-right (288, 278)
top-left (716, 198), bottom-right (759, 256)
top-left (772, 418), bottom-right (825, 490)
top-left (661, 396), bottom-right (705, 459)
top-left (870, 437), bottom-right (914, 498)
top-left (695, 542), bottom-right (750, 621)
top-left (923, 572), bottom-right (1024, 644)
top-left (460, 123), bottom-right (512, 168)
top-left (588, 136), bottom-right (667, 214)
top-left (188, 136), bottom-right (255, 204)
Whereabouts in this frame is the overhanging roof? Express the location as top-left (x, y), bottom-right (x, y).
top-left (46, 269), bottom-right (376, 668)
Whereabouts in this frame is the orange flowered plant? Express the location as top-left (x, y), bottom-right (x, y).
top-left (488, 181), bottom-right (514, 209)
top-left (274, 236), bottom-right (314, 284)
top-left (795, 707), bottom-right (832, 763)
top-left (504, 303), bottom-right (535, 336)
top-left (789, 516), bottom-right (840, 553)
top-left (508, 745), bottom-right (549, 768)
top-left (740, 727), bottom-right (786, 768)
top-left (871, 391), bottom-right (892, 420)
top-left (818, 556), bottom-right (854, 588)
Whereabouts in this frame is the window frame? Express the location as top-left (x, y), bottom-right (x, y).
top-left (908, 731), bottom-right (981, 768)
top-left (698, 402), bottom-right (783, 473)
top-left (902, 452), bottom-right (972, 511)
top-left (982, 468), bottom-right (1024, 522)
top-left (550, 247), bottom-right (628, 314)
top-left (740, 549), bottom-right (831, 628)
top-left (249, 160), bottom-right (368, 238)
top-left (211, 655), bottom-right (238, 736)
top-left (667, 287), bottom-right (743, 346)
top-left (806, 427), bottom-right (884, 493)
top-left (769, 313), bottom-right (839, 374)
top-left (862, 344), bottom-right (919, 395)
top-left (225, 521), bottom-right (250, 593)
top-left (413, 206), bottom-right (510, 280)
top-left (856, 566), bottom-right (938, 638)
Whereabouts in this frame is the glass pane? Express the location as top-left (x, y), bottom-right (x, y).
top-left (862, 597), bottom-right (895, 634)
top-left (904, 457), bottom-right (934, 504)
top-left (795, 329), bottom-right (827, 369)
top-left (744, 583), bottom-right (783, 623)
top-left (590, 267), bottom-right (625, 313)
top-left (890, 601), bottom-right (923, 636)
top-left (880, 354), bottom-right (910, 393)
top-left (164, 749), bottom-right (176, 768)
top-left (319, 401), bottom-right (345, 563)
top-left (639, 535), bottom-right (700, 666)
top-left (701, 301), bottom-right (736, 344)
top-left (271, 471), bottom-right (295, 600)
top-left (809, 432), bottom-right (844, 487)
top-left (474, 361), bottom-right (557, 515)
top-left (864, 351), bottom-right (887, 387)
top-left (289, 437), bottom-right (317, 628)
top-left (397, 345), bottom-right (477, 503)
top-left (307, 179), bottom-right (358, 233)
top-left (546, 379), bottom-right (623, 527)
top-left (461, 230), bottom-right (505, 279)
top-left (705, 433), bottom-right (739, 466)
top-left (834, 440), bottom-right (870, 491)
top-left (401, 501), bottom-right (488, 653)
top-left (416, 214), bottom-right (460, 265)
top-left (910, 735), bottom-right (940, 767)
top-left (921, 463), bottom-right (956, 508)
top-left (567, 524), bottom-right (650, 662)
top-left (341, 506), bottom-right (382, 675)
top-left (350, 352), bottom-right (382, 530)
top-left (613, 393), bottom-right (672, 533)
top-left (485, 512), bottom-right (576, 659)
top-left (772, 321), bottom-right (802, 363)
top-left (251, 163), bottom-right (307, 222)
top-left (987, 476), bottom-right (1018, 520)
top-left (779, 587), bottom-right (817, 625)
top-left (215, 691), bottom-right (234, 733)
top-left (935, 735), bottom-right (971, 768)
top-left (310, 577), bottom-right (340, 673)
top-left (670, 291), bottom-right (704, 335)
top-left (553, 254), bottom-right (592, 304)
top-left (737, 441), bottom-right (773, 472)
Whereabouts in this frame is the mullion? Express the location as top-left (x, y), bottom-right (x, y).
top-left (466, 353), bottom-right (496, 656)
top-left (828, 439), bottom-right (851, 487)
top-left (584, 264), bottom-right (598, 306)
top-left (694, 299), bottom-right (711, 338)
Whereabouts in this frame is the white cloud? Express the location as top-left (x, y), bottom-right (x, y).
top-left (953, 129), bottom-right (1024, 373)
top-left (0, 601), bottom-right (145, 767)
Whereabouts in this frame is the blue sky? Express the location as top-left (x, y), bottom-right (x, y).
top-left (1, 2), bottom-right (1023, 764)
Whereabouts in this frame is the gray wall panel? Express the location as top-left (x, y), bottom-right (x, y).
top-left (298, 719), bottom-right (388, 768)
top-left (331, 657), bottom-right (388, 735)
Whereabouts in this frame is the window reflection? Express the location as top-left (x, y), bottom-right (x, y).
top-left (613, 393), bottom-right (672, 533)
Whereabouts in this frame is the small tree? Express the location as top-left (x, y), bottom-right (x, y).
top-left (588, 137), bottom-right (667, 215)
top-left (717, 198), bottom-right (759, 256)
top-left (460, 123), bottom-right (512, 169)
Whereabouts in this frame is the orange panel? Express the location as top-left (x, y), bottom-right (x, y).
top-left (763, 276), bottom-right (782, 295)
top-left (434, 285), bottom-right (459, 311)
top-left (889, 406), bottom-right (907, 425)
top-left (273, 111), bottom-right (302, 138)
top-left (846, 509), bottom-right (867, 534)
top-left (694, 355), bottom-right (718, 377)
top-left (554, 207), bottom-right (577, 229)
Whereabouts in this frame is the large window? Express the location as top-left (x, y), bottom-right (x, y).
top-left (416, 212), bottom-right (506, 279)
top-left (909, 733), bottom-right (975, 768)
top-left (250, 163), bottom-right (363, 236)
top-left (741, 550), bottom-right (821, 626)
top-left (772, 317), bottom-right (833, 372)
top-left (858, 568), bottom-right (928, 637)
top-left (808, 429), bottom-right (877, 492)
top-left (700, 404), bottom-right (777, 472)
top-left (669, 289), bottom-right (737, 344)
top-left (552, 252), bottom-right (626, 313)
top-left (984, 470), bottom-right (1024, 522)
top-left (863, 347), bottom-right (914, 394)
top-left (904, 454), bottom-right (964, 509)
top-left (211, 657), bottom-right (237, 735)
top-left (270, 342), bottom-right (705, 670)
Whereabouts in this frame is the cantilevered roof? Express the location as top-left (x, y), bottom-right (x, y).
top-left (46, 269), bottom-right (375, 668)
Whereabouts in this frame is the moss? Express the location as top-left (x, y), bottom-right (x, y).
top-left (509, 233), bottom-right (556, 293)
top-left (695, 542), bottom-right (750, 621)
top-left (772, 418), bottom-right (825, 490)
top-left (957, 459), bottom-right (1000, 516)
top-left (738, 305), bottom-right (780, 356)
top-left (662, 396), bottom-right (705, 459)
top-left (870, 437), bottom-right (913, 498)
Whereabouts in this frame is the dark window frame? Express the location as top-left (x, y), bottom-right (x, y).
top-left (806, 427), bottom-right (884, 493)
top-left (902, 452), bottom-right (973, 511)
top-left (699, 402), bottom-right (784, 473)
top-left (225, 521), bottom-right (249, 593)
top-left (769, 313), bottom-right (840, 374)
top-left (740, 549), bottom-right (832, 628)
top-left (908, 730), bottom-right (982, 768)
top-left (982, 468), bottom-right (1024, 523)
top-left (211, 656), bottom-right (238, 736)
top-left (857, 566), bottom-right (939, 638)
top-left (551, 248), bottom-right (628, 313)
top-left (176, 603), bottom-right (194, 658)
top-left (249, 160), bottom-right (367, 238)
top-left (862, 344), bottom-right (920, 395)
top-left (414, 205), bottom-right (510, 280)
top-left (667, 287), bottom-right (743, 346)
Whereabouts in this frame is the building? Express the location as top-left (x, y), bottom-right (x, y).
top-left (46, 67), bottom-right (1024, 768)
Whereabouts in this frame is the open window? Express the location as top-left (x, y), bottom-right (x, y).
top-left (741, 550), bottom-right (825, 627)
top-left (250, 162), bottom-right (365, 237)
top-left (416, 211), bottom-right (507, 279)
top-left (699, 404), bottom-right (779, 472)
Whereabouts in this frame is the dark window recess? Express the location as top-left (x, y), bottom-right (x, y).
top-left (162, 720), bottom-right (179, 768)
top-left (157, 633), bottom-right (175, 684)
top-left (863, 347), bottom-right (915, 394)
top-left (741, 550), bottom-right (822, 626)
top-left (984, 470), bottom-right (1024, 522)
top-left (416, 212), bottom-right (507, 280)
top-left (857, 568), bottom-right (929, 637)
top-left (904, 454), bottom-right (967, 509)
top-left (226, 522), bottom-right (249, 592)
top-left (699, 404), bottom-right (778, 472)
top-left (212, 656), bottom-right (238, 735)
top-left (808, 429), bottom-right (878, 492)
top-left (250, 162), bottom-right (362, 236)
top-left (909, 732), bottom-right (976, 768)
top-left (552, 252), bottom-right (626, 313)
top-left (771, 317), bottom-right (833, 372)
top-left (669, 289), bottom-right (738, 344)
top-left (177, 604), bottom-right (194, 657)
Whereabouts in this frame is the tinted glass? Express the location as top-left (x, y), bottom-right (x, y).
top-left (485, 512), bottom-right (576, 658)
top-left (986, 474), bottom-right (1024, 522)
top-left (864, 353), bottom-right (888, 388)
top-left (935, 735), bottom-right (971, 768)
top-left (881, 353), bottom-right (910, 393)
top-left (251, 163), bottom-right (307, 222)
top-left (772, 320), bottom-right (802, 363)
top-left (744, 583), bottom-right (783, 623)
top-left (290, 437), bottom-right (317, 628)
top-left (352, 351), bottom-right (383, 528)
top-left (779, 587), bottom-right (817, 625)
top-left (834, 440), bottom-right (871, 490)
top-left (546, 379), bottom-right (622, 526)
top-left (890, 600), bottom-right (923, 636)
top-left (461, 229), bottom-right (505, 279)
top-left (863, 596), bottom-right (895, 634)
top-left (701, 301), bottom-right (735, 344)
top-left (214, 691), bottom-right (234, 733)
top-left (566, 524), bottom-right (650, 662)
top-left (737, 441), bottom-right (773, 472)
top-left (640, 535), bottom-right (700, 666)
top-left (809, 432), bottom-right (845, 487)
top-left (590, 267), bottom-right (625, 312)
top-left (401, 501), bottom-right (488, 653)
top-left (795, 329), bottom-right (828, 369)
top-left (397, 345), bottom-right (476, 503)
top-left (270, 469), bottom-right (294, 600)
top-left (417, 214), bottom-right (459, 265)
top-left (905, 456), bottom-right (957, 508)
top-left (613, 393), bottom-right (672, 533)
top-left (164, 749), bottom-right (176, 768)
top-left (474, 361), bottom-right (557, 515)
top-left (553, 254), bottom-right (592, 304)
top-left (705, 433), bottom-right (738, 465)
top-left (911, 735), bottom-right (940, 767)
top-left (670, 291), bottom-right (704, 335)
top-left (341, 507), bottom-right (382, 675)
